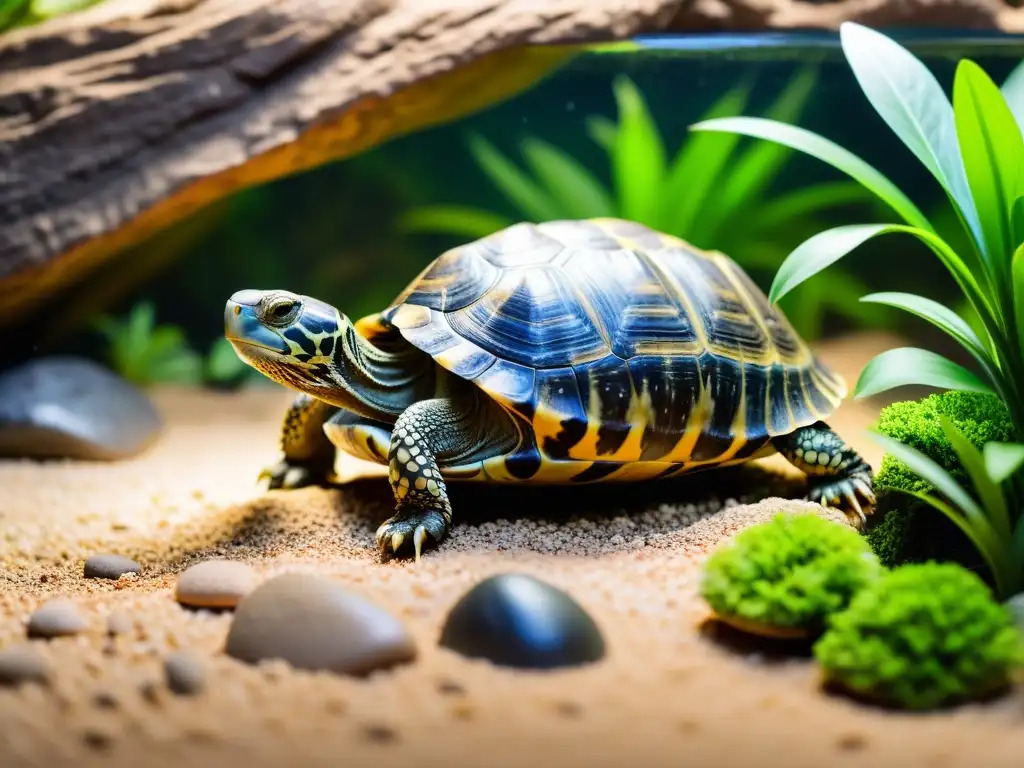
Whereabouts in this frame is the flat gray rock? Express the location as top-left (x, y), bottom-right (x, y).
top-left (224, 573), bottom-right (416, 676)
top-left (0, 356), bottom-right (162, 461)
top-left (84, 554), bottom-right (142, 580)
top-left (175, 560), bottom-right (257, 609)
top-left (0, 644), bottom-right (50, 686)
top-left (27, 598), bottom-right (89, 639)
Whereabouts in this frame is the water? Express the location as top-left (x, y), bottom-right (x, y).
top-left (48, 29), bottom-right (1024, 379)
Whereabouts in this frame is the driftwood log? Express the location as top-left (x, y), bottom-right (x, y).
top-left (0, 0), bottom-right (1021, 338)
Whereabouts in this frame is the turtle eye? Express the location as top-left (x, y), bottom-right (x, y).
top-left (265, 299), bottom-right (300, 324)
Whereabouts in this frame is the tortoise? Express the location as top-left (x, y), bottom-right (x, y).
top-left (224, 218), bottom-right (875, 561)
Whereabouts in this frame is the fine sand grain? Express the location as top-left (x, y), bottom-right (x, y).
top-left (1, 333), bottom-right (1021, 768)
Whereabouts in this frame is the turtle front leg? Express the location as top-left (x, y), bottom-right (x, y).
top-left (260, 394), bottom-right (340, 490)
top-left (772, 421), bottom-right (876, 527)
top-left (377, 396), bottom-right (516, 562)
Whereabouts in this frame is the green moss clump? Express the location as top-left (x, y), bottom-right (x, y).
top-left (700, 513), bottom-right (883, 637)
top-left (868, 391), bottom-right (1014, 570)
top-left (814, 562), bottom-right (1024, 710)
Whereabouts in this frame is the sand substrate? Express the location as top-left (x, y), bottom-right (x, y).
top-left (1, 333), bottom-right (1022, 768)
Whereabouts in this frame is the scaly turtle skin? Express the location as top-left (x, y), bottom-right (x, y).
top-left (225, 218), bottom-right (876, 561)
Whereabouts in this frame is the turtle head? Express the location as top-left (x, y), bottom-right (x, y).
top-left (225, 289), bottom-right (344, 391)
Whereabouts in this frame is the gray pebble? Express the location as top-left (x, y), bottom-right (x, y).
top-left (175, 559), bottom-right (256, 609)
top-left (0, 356), bottom-right (162, 461)
top-left (164, 650), bottom-right (206, 696)
top-left (27, 598), bottom-right (89, 638)
top-left (224, 573), bottom-right (416, 676)
top-left (84, 554), bottom-right (141, 580)
top-left (0, 644), bottom-right (50, 686)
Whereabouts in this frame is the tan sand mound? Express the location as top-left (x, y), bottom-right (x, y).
top-left (1, 361), bottom-right (1023, 768)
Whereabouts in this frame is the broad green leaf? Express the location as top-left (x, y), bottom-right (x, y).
top-left (1013, 243), bottom-right (1024, 360)
top-left (30, 0), bottom-right (97, 18)
top-left (468, 135), bottom-right (560, 221)
top-left (858, 291), bottom-right (989, 363)
top-left (1001, 59), bottom-right (1024, 133)
top-left (0, 0), bottom-right (29, 28)
top-left (953, 59), bottom-right (1024, 278)
top-left (397, 205), bottom-right (513, 238)
top-left (610, 76), bottom-right (666, 224)
top-left (768, 224), bottom-right (984, 322)
top-left (586, 117), bottom-right (617, 153)
top-left (984, 442), bottom-right (1024, 484)
top-left (689, 117), bottom-right (932, 231)
top-left (1012, 196), bottom-right (1024, 248)
top-left (854, 346), bottom-right (994, 399)
top-left (746, 181), bottom-right (871, 234)
top-left (838, 23), bottom-right (983, 250)
top-left (940, 416), bottom-right (1012, 543)
top-left (703, 67), bottom-right (818, 240)
top-left (664, 78), bottom-right (754, 237)
top-left (520, 137), bottom-right (615, 219)
top-left (870, 431), bottom-right (1008, 591)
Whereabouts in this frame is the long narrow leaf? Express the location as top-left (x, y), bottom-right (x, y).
top-left (984, 442), bottom-right (1024, 484)
top-left (586, 117), bottom-right (617, 153)
top-left (854, 347), bottom-right (994, 399)
top-left (1001, 59), bottom-right (1024, 134)
top-left (520, 137), bottom-right (615, 219)
top-left (858, 291), bottom-right (990, 364)
top-left (939, 415), bottom-right (1012, 543)
top-left (610, 77), bottom-right (666, 224)
top-left (665, 78), bottom-right (754, 238)
top-left (953, 60), bottom-right (1024, 283)
top-left (1013, 243), bottom-right (1024, 362)
top-left (838, 23), bottom-right (984, 251)
top-left (689, 117), bottom-right (932, 231)
top-left (768, 224), bottom-right (988, 328)
top-left (1012, 196), bottom-right (1024, 248)
top-left (870, 431), bottom-right (1009, 592)
top-left (397, 205), bottom-right (513, 238)
top-left (468, 135), bottom-right (561, 221)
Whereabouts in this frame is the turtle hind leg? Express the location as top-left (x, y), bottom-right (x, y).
top-left (260, 394), bottom-right (340, 490)
top-left (377, 395), bottom-right (518, 562)
top-left (771, 421), bottom-right (875, 527)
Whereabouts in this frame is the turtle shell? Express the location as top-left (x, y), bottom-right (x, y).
top-left (379, 218), bottom-right (845, 473)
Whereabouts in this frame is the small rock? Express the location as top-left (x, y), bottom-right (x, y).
top-left (164, 650), bottom-right (206, 696)
top-left (0, 644), bottom-right (50, 686)
top-left (84, 554), bottom-right (141, 580)
top-left (27, 598), bottom-right (88, 639)
top-left (224, 573), bottom-right (416, 676)
top-left (0, 356), bottom-right (162, 461)
top-left (439, 573), bottom-right (605, 669)
top-left (176, 560), bottom-right (257, 609)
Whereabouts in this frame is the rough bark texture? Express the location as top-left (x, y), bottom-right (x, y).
top-left (0, 0), bottom-right (1021, 329)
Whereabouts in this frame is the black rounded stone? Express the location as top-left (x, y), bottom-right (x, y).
top-left (84, 555), bottom-right (142, 580)
top-left (0, 356), bottom-right (162, 461)
top-left (439, 573), bottom-right (605, 670)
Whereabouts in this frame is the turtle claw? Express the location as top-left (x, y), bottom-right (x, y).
top-left (375, 508), bottom-right (447, 561)
top-left (808, 467), bottom-right (876, 529)
top-left (257, 458), bottom-right (332, 491)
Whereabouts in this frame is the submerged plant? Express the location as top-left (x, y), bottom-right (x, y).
top-left (693, 23), bottom-right (1024, 598)
top-left (814, 562), bottom-right (1024, 710)
top-left (401, 70), bottom-right (879, 340)
top-left (700, 513), bottom-right (883, 639)
top-left (93, 302), bottom-right (203, 387)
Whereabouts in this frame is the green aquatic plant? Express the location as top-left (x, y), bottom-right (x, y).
top-left (0, 0), bottom-right (103, 32)
top-left (693, 23), bottom-right (1024, 597)
top-left (401, 69), bottom-right (879, 340)
top-left (699, 513), bottom-right (883, 639)
top-left (814, 562), bottom-right (1024, 710)
top-left (93, 301), bottom-right (204, 387)
top-left (868, 391), bottom-right (1015, 570)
